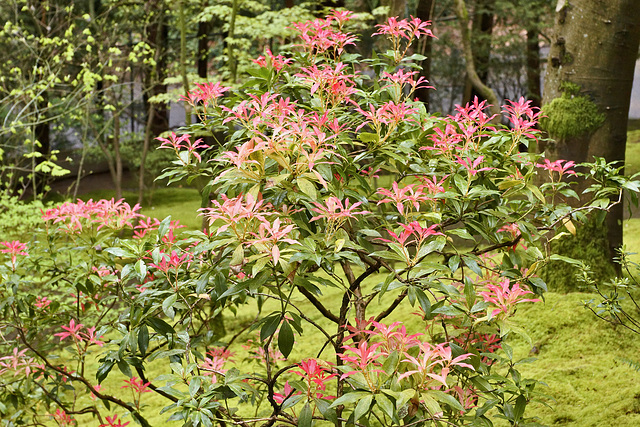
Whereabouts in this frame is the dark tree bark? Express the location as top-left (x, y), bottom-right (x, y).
top-left (526, 28), bottom-right (542, 110)
top-left (197, 17), bottom-right (209, 80)
top-left (542, 0), bottom-right (640, 263)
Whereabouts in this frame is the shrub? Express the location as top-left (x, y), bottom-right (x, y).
top-left (1, 11), bottom-right (636, 427)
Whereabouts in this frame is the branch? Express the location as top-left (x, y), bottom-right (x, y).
top-left (295, 285), bottom-right (340, 324)
top-left (15, 328), bottom-right (151, 427)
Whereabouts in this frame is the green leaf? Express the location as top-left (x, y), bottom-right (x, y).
top-left (421, 394), bottom-right (442, 417)
top-left (353, 394), bottom-right (373, 422)
top-left (147, 318), bottom-right (175, 336)
top-left (104, 247), bottom-right (134, 258)
top-left (278, 320), bottom-right (294, 358)
top-left (315, 398), bottom-right (339, 425)
top-left (526, 184), bottom-right (545, 203)
top-left (138, 324), bottom-right (149, 356)
top-left (260, 314), bottom-right (281, 342)
top-left (415, 288), bottom-right (432, 317)
top-left (117, 360), bottom-right (132, 377)
top-left (463, 256), bottom-right (483, 276)
top-left (298, 402), bottom-right (313, 427)
top-left (375, 393), bottom-right (395, 418)
top-left (189, 376), bottom-right (202, 398)
top-left (297, 177), bottom-right (317, 199)
top-left (162, 294), bottom-right (177, 319)
top-left (330, 391), bottom-right (370, 408)
top-left (158, 216), bottom-right (172, 239)
top-left (513, 394), bottom-right (527, 421)
top-left (359, 132), bottom-right (378, 143)
top-left (230, 245), bottom-right (244, 266)
top-left (96, 361), bottom-right (114, 383)
top-left (430, 390), bottom-right (464, 411)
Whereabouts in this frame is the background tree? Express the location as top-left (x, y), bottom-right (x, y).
top-left (540, 0), bottom-right (640, 278)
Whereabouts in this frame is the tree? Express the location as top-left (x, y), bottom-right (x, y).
top-left (540, 0), bottom-right (640, 268)
top-left (453, 0), bottom-right (500, 117)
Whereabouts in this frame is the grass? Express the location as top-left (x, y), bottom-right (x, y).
top-left (512, 292), bottom-right (640, 426)
top-left (78, 187), bottom-right (204, 230)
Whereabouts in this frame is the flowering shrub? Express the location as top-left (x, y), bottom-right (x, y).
top-left (0, 11), bottom-right (637, 427)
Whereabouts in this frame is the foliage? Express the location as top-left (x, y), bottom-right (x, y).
top-left (1, 11), bottom-right (638, 427)
top-left (0, 193), bottom-right (47, 239)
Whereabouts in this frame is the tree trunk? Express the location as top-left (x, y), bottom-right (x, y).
top-left (383, 0), bottom-right (406, 19)
top-left (113, 112), bottom-right (123, 200)
top-left (462, 0), bottom-right (495, 104)
top-left (197, 15), bottom-right (209, 80)
top-left (144, 3), bottom-right (169, 137)
top-left (526, 28), bottom-right (542, 110)
top-left (542, 0), bottom-right (640, 264)
top-left (453, 0), bottom-right (500, 117)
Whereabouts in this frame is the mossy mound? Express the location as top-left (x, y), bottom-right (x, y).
top-left (540, 82), bottom-right (605, 139)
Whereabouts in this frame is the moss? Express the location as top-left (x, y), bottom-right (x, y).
top-left (541, 215), bottom-right (616, 292)
top-left (540, 82), bottom-right (605, 139)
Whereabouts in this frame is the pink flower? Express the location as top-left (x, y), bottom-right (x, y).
top-left (378, 222), bottom-right (444, 247)
top-left (200, 354), bottom-right (228, 384)
top-left (398, 342), bottom-right (474, 390)
top-left (296, 63), bottom-right (357, 105)
top-left (54, 319), bottom-right (84, 342)
top-left (328, 9), bottom-right (354, 26)
top-left (180, 81), bottom-right (230, 107)
top-left (535, 158), bottom-right (577, 178)
top-left (51, 408), bottom-right (76, 426)
top-left (502, 97), bottom-right (541, 139)
top-left (84, 326), bottom-right (105, 347)
top-left (149, 250), bottom-right (193, 274)
top-left (293, 358), bottom-right (337, 392)
top-left (199, 193), bottom-right (273, 235)
top-left (0, 347), bottom-right (42, 377)
top-left (1, 240), bottom-right (28, 270)
top-left (252, 48), bottom-right (292, 71)
top-left (41, 199), bottom-right (141, 233)
top-left (246, 218), bottom-right (299, 264)
top-left (292, 17), bottom-right (357, 56)
top-left (90, 384), bottom-right (103, 400)
top-left (157, 132), bottom-right (209, 163)
top-left (455, 155), bottom-right (494, 176)
top-left (35, 296), bottom-right (51, 310)
top-left (54, 319), bottom-right (105, 347)
top-left (100, 414), bottom-right (130, 427)
top-left (452, 97), bottom-right (497, 129)
top-left (310, 197), bottom-right (370, 222)
top-left (421, 123), bottom-right (462, 155)
top-left (121, 376), bottom-right (151, 394)
top-left (273, 381), bottom-right (301, 404)
top-left (373, 16), bottom-right (434, 40)
top-left (339, 341), bottom-right (385, 379)
top-left (377, 182), bottom-right (428, 216)
top-left (382, 69), bottom-right (432, 90)
top-left (478, 278), bottom-right (540, 319)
